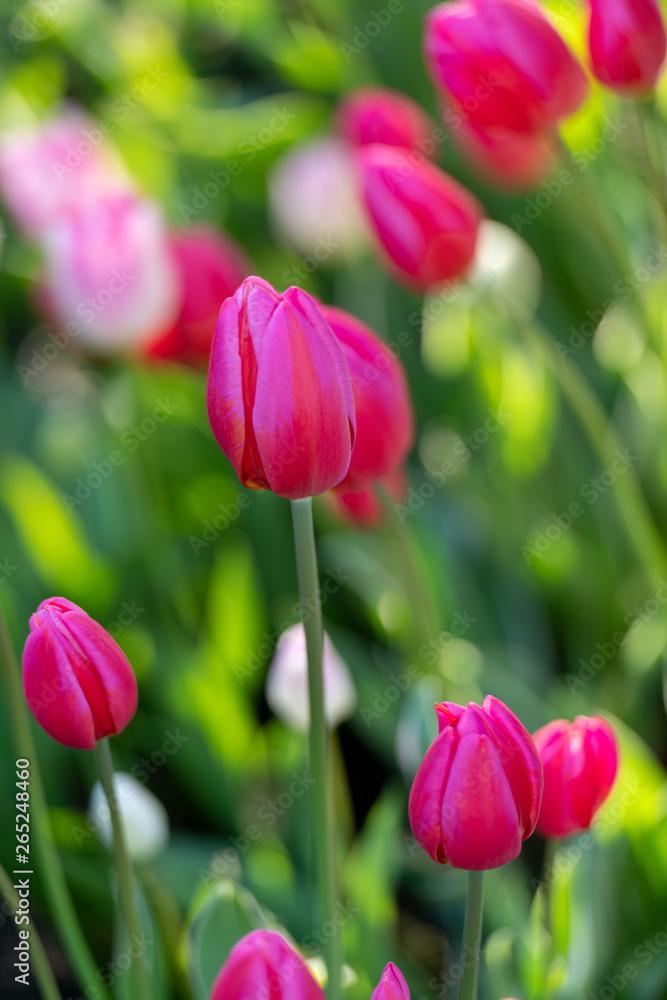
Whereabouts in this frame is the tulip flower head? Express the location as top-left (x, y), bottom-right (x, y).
top-left (452, 118), bottom-right (559, 190)
top-left (357, 144), bottom-right (483, 291)
top-left (319, 306), bottom-right (414, 484)
top-left (266, 623), bottom-right (357, 732)
top-left (409, 696), bottom-right (543, 869)
top-left (147, 226), bottom-right (251, 367)
top-left (371, 963), bottom-right (411, 999)
top-left (533, 715), bottom-right (618, 838)
top-left (424, 0), bottom-right (588, 136)
top-left (209, 929), bottom-right (325, 1000)
top-left (206, 277), bottom-right (356, 499)
top-left (587, 0), bottom-right (667, 95)
top-left (337, 87), bottom-right (436, 155)
top-left (89, 772), bottom-right (169, 862)
top-left (22, 597), bottom-right (138, 750)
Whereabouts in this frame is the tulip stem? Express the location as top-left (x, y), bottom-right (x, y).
top-left (95, 738), bottom-right (152, 1000)
top-left (0, 600), bottom-right (111, 1000)
top-left (0, 861), bottom-right (64, 1000)
top-left (291, 497), bottom-right (341, 1000)
top-left (459, 870), bottom-right (484, 1000)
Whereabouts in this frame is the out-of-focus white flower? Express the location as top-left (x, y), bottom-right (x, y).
top-left (42, 193), bottom-right (181, 352)
top-left (0, 108), bottom-right (130, 238)
top-left (468, 219), bottom-right (542, 319)
top-left (266, 624), bottom-right (357, 732)
top-left (268, 137), bottom-right (369, 261)
top-left (89, 772), bottom-right (169, 863)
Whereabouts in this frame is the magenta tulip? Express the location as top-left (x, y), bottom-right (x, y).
top-left (409, 696), bottom-right (543, 870)
top-left (329, 469), bottom-right (407, 528)
top-left (533, 715), bottom-right (618, 838)
top-left (22, 597), bottom-right (138, 751)
top-left (206, 277), bottom-right (356, 499)
top-left (147, 226), bottom-right (251, 367)
top-left (337, 87), bottom-right (436, 155)
top-left (587, 0), bottom-right (666, 95)
top-left (357, 144), bottom-right (483, 291)
top-left (319, 305), bottom-right (414, 483)
top-left (424, 0), bottom-right (588, 136)
top-left (371, 963), bottom-right (411, 999)
top-left (209, 930), bottom-right (325, 1000)
top-left (451, 118), bottom-right (559, 190)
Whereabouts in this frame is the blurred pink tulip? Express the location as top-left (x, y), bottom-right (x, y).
top-left (209, 930), bottom-right (325, 1000)
top-left (0, 109), bottom-right (128, 238)
top-left (147, 226), bottom-right (251, 367)
top-left (533, 715), bottom-right (618, 838)
top-left (587, 0), bottom-right (666, 94)
top-left (371, 962), bottom-right (411, 999)
top-left (266, 623), bottom-right (357, 731)
top-left (319, 305), bottom-right (414, 483)
top-left (451, 118), bottom-right (559, 190)
top-left (42, 193), bottom-right (181, 353)
top-left (424, 0), bottom-right (588, 136)
top-left (357, 144), bottom-right (483, 291)
top-left (22, 597), bottom-right (138, 751)
top-left (329, 469), bottom-right (407, 528)
top-left (337, 87), bottom-right (436, 156)
top-left (409, 696), bottom-right (543, 869)
top-left (206, 277), bottom-right (356, 499)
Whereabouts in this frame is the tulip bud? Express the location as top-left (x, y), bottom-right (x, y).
top-left (329, 469), bottom-right (407, 528)
top-left (451, 119), bottom-right (559, 190)
top-left (357, 144), bottom-right (483, 291)
top-left (206, 276), bottom-right (356, 499)
top-left (371, 963), bottom-right (411, 999)
top-left (533, 715), bottom-right (618, 838)
top-left (424, 0), bottom-right (588, 136)
top-left (409, 696), bottom-right (543, 869)
top-left (319, 306), bottom-right (414, 483)
top-left (266, 624), bottom-right (357, 732)
top-left (22, 597), bottom-right (138, 750)
top-left (337, 87), bottom-right (436, 156)
top-left (89, 772), bottom-right (169, 862)
top-left (42, 193), bottom-right (181, 353)
top-left (210, 930), bottom-right (325, 1000)
top-left (0, 108), bottom-right (129, 239)
top-left (269, 137), bottom-right (369, 259)
top-left (147, 226), bottom-right (251, 367)
top-left (587, 0), bottom-right (666, 95)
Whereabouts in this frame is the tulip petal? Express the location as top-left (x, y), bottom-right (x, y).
top-left (210, 930), bottom-right (325, 1000)
top-left (483, 694), bottom-right (543, 837)
top-left (371, 962), bottom-right (411, 999)
top-left (23, 626), bottom-right (97, 750)
top-left (207, 295), bottom-right (246, 482)
top-left (409, 727), bottom-right (456, 863)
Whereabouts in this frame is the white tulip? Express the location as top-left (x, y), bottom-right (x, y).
top-left (266, 624), bottom-right (357, 732)
top-left (89, 772), bottom-right (169, 863)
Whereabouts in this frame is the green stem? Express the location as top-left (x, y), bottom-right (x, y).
top-left (0, 601), bottom-right (110, 1000)
top-left (515, 317), bottom-right (667, 590)
top-left (0, 862), bottom-right (63, 1000)
top-left (459, 870), bottom-right (484, 1000)
top-left (95, 738), bottom-right (152, 1000)
top-left (290, 498), bottom-right (341, 1000)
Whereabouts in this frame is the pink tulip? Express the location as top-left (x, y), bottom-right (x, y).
top-left (0, 109), bottom-right (128, 238)
top-left (357, 144), bottom-right (483, 291)
top-left (329, 469), bottom-right (407, 528)
top-left (424, 0), bottom-right (588, 136)
top-left (42, 193), bottom-right (181, 353)
top-left (206, 277), bottom-right (356, 499)
top-left (409, 696), bottom-right (543, 870)
top-left (337, 87), bottom-right (436, 156)
top-left (587, 0), bottom-right (666, 95)
top-left (371, 963), bottom-right (411, 999)
top-left (147, 226), bottom-right (251, 367)
top-left (209, 930), bottom-right (325, 1000)
top-left (22, 597), bottom-right (138, 751)
top-left (319, 305), bottom-right (414, 483)
top-left (533, 715), bottom-right (618, 838)
top-left (451, 118), bottom-right (559, 190)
